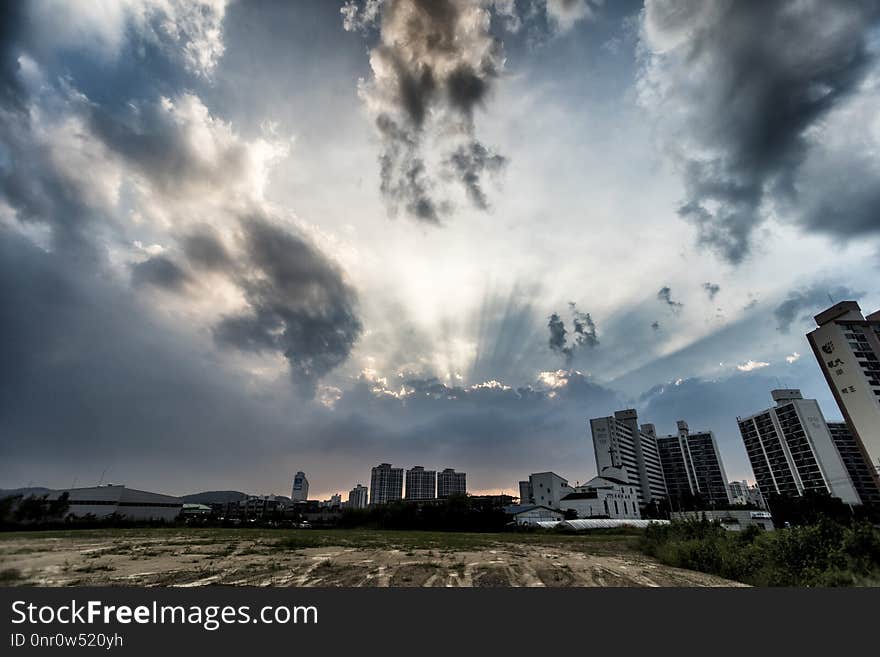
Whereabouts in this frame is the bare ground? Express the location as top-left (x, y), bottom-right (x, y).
top-left (0, 529), bottom-right (744, 587)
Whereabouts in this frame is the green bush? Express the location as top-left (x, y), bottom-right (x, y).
top-left (639, 517), bottom-right (880, 587)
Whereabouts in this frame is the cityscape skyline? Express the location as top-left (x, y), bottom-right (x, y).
top-left (7, 294), bottom-right (877, 506)
top-left (4, 300), bottom-right (876, 502)
top-left (3, 1), bottom-right (880, 500)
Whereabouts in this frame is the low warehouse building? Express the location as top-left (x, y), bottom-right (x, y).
top-left (49, 485), bottom-right (183, 522)
top-left (503, 504), bottom-right (564, 526)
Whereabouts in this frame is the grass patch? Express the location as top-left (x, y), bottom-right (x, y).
top-left (639, 518), bottom-right (880, 587)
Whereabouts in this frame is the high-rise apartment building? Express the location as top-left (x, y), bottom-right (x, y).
top-left (827, 423), bottom-right (880, 506)
top-left (437, 468), bottom-right (467, 498)
top-left (405, 466), bottom-right (436, 500)
top-left (728, 480), bottom-right (766, 509)
top-left (370, 463), bottom-right (403, 505)
top-left (291, 471), bottom-right (309, 501)
top-left (589, 409), bottom-right (667, 506)
top-left (736, 390), bottom-right (861, 505)
top-left (348, 484), bottom-right (368, 509)
top-left (807, 301), bottom-right (880, 475)
top-left (656, 421), bottom-right (732, 507)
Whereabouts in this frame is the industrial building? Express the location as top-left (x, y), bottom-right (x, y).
top-left (518, 480), bottom-right (532, 505)
top-left (437, 468), bottom-right (467, 498)
top-left (520, 472), bottom-right (573, 508)
top-left (48, 485), bottom-right (182, 522)
top-left (370, 463), bottom-right (403, 505)
top-left (589, 409), bottom-right (668, 506)
top-left (405, 466), bottom-right (436, 500)
top-left (806, 301), bottom-right (880, 477)
top-left (736, 390), bottom-right (861, 505)
top-left (657, 421), bottom-right (732, 507)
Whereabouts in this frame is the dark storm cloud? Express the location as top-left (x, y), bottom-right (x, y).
top-left (348, 0), bottom-right (509, 221)
top-left (447, 141), bottom-right (507, 210)
top-left (130, 256), bottom-right (190, 290)
top-left (0, 227), bottom-right (301, 486)
top-left (0, 122), bottom-right (94, 251)
top-left (641, 0), bottom-right (880, 263)
top-left (0, 1), bottom-right (27, 112)
top-left (0, 2), bottom-right (363, 402)
top-left (1, 213), bottom-right (741, 493)
top-left (548, 312), bottom-right (568, 356)
top-left (571, 303), bottom-right (599, 348)
top-left (657, 286), bottom-right (683, 313)
top-left (548, 302), bottom-right (599, 366)
top-left (213, 216), bottom-right (363, 397)
top-left (376, 114), bottom-right (441, 222)
top-left (0, 5), bottom-right (93, 251)
top-left (702, 282), bottom-right (720, 301)
top-left (87, 96), bottom-right (250, 199)
top-left (446, 64), bottom-right (491, 117)
top-left (182, 227), bottom-right (233, 270)
top-left (795, 150), bottom-right (880, 239)
top-left (773, 283), bottom-right (863, 333)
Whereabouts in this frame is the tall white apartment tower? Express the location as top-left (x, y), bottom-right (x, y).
top-left (291, 471), bottom-right (309, 501)
top-left (806, 301), bottom-right (880, 477)
top-left (589, 409), bottom-right (667, 506)
top-left (736, 390), bottom-right (861, 505)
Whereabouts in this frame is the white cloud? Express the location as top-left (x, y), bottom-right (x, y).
top-left (543, 0), bottom-right (601, 33)
top-left (29, 0), bottom-right (228, 77)
top-left (785, 352), bottom-right (801, 364)
top-left (736, 360), bottom-right (770, 372)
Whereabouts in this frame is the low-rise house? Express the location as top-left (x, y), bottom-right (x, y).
top-left (180, 503), bottom-right (212, 517)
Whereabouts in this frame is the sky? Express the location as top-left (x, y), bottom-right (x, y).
top-left (1, 0), bottom-right (879, 500)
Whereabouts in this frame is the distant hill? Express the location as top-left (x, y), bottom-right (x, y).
top-left (181, 491), bottom-right (248, 505)
top-left (0, 487), bottom-right (52, 498)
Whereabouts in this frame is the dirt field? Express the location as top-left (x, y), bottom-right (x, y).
top-left (0, 528), bottom-right (743, 587)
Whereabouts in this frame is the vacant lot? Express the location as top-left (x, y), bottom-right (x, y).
top-left (0, 528), bottom-right (742, 587)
